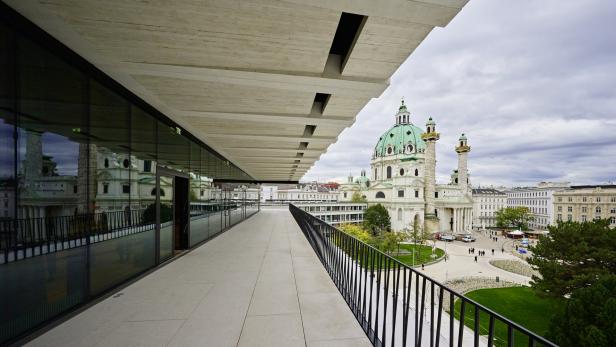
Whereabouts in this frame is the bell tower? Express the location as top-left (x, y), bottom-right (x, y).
top-left (421, 117), bottom-right (440, 234)
top-left (455, 133), bottom-right (471, 192)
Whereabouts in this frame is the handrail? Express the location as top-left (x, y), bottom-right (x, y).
top-left (289, 203), bottom-right (557, 347)
top-left (0, 201), bottom-right (256, 264)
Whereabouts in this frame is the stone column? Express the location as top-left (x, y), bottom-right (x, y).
top-left (422, 127), bottom-right (440, 234)
top-left (453, 208), bottom-right (457, 233)
top-left (455, 134), bottom-right (471, 193)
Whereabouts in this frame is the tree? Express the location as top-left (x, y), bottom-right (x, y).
top-left (547, 274), bottom-right (616, 347)
top-left (364, 204), bottom-right (391, 236)
top-left (495, 206), bottom-right (533, 230)
top-left (351, 191), bottom-right (367, 203)
top-left (338, 223), bottom-right (373, 244)
top-left (529, 219), bottom-right (616, 296)
top-left (408, 217), bottom-right (432, 262)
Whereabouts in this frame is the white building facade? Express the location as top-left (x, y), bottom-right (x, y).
top-left (506, 182), bottom-right (570, 230)
top-left (472, 188), bottom-right (507, 229)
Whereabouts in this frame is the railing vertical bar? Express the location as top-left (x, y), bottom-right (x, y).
top-left (435, 286), bottom-right (444, 347)
top-left (417, 276), bottom-right (426, 347)
top-left (381, 256), bottom-right (390, 346)
top-left (390, 261), bottom-right (400, 347)
top-left (430, 281), bottom-right (435, 347)
top-left (474, 304), bottom-right (480, 347)
top-left (487, 315), bottom-right (495, 347)
top-left (458, 299), bottom-right (466, 347)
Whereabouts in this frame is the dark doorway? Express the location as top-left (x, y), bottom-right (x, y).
top-left (174, 176), bottom-right (189, 252)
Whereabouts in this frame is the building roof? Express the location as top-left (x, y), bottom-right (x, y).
top-left (569, 185), bottom-right (616, 190)
top-left (472, 188), bottom-right (506, 195)
top-left (374, 101), bottom-right (426, 158)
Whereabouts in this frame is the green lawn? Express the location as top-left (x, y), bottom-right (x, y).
top-left (340, 243), bottom-right (444, 269)
top-left (395, 244), bottom-right (444, 266)
top-left (453, 287), bottom-right (565, 346)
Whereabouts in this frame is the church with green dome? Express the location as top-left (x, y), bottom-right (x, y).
top-left (339, 100), bottom-right (474, 235)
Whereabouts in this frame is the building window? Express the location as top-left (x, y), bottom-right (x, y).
top-left (104, 158), bottom-right (109, 168)
top-left (415, 190), bottom-right (419, 198)
top-left (435, 192), bottom-right (439, 198)
top-left (557, 197), bottom-right (562, 202)
top-left (343, 192), bottom-right (347, 198)
top-left (611, 208), bottom-right (616, 214)
top-left (557, 214), bottom-right (562, 221)
top-left (103, 183), bottom-right (109, 194)
top-left (398, 190), bottom-right (404, 198)
top-left (567, 206), bottom-right (572, 212)
top-left (397, 208), bottom-right (402, 221)
top-left (611, 217), bottom-right (616, 224)
top-left (374, 168), bottom-right (378, 179)
top-left (557, 206), bottom-right (562, 212)
top-left (581, 215), bottom-right (587, 222)
top-left (406, 144), bottom-right (413, 152)
top-left (386, 166), bottom-right (392, 179)
top-left (73, 185), bottom-right (78, 194)
top-left (582, 197), bottom-right (587, 202)
top-left (597, 197), bottom-right (601, 202)
top-left (143, 160), bottom-right (152, 172)
top-left (596, 206), bottom-right (602, 214)
top-left (387, 146), bottom-right (393, 155)
top-left (582, 207), bottom-right (587, 213)
top-left (567, 215), bottom-right (572, 222)
top-left (376, 191), bottom-right (385, 199)
top-left (414, 168), bottom-right (419, 176)
top-left (399, 168), bottom-right (404, 176)
top-left (568, 197), bottom-right (572, 202)
top-left (122, 184), bottom-right (130, 194)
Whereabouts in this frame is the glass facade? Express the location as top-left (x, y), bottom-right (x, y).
top-left (0, 15), bottom-right (260, 344)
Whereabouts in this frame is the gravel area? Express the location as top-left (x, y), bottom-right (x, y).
top-left (489, 259), bottom-right (540, 278)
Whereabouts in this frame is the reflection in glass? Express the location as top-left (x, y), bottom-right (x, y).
top-left (159, 174), bottom-right (174, 261)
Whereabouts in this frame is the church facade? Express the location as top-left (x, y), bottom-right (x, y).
top-left (339, 101), bottom-right (474, 235)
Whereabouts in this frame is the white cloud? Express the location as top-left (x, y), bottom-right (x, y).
top-left (303, 0), bottom-right (616, 187)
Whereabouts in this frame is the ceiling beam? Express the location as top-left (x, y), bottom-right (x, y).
top-left (103, 62), bottom-right (388, 98)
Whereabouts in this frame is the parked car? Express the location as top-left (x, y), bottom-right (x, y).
top-left (439, 234), bottom-right (455, 242)
top-left (461, 235), bottom-right (476, 242)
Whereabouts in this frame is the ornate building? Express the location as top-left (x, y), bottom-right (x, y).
top-left (339, 101), bottom-right (474, 234)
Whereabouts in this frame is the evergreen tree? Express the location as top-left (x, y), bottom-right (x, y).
top-left (547, 274), bottom-right (616, 347)
top-left (529, 219), bottom-right (616, 296)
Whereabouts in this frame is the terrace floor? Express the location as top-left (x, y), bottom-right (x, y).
top-left (26, 208), bottom-right (371, 347)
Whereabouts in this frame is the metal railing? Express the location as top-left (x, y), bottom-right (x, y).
top-left (289, 204), bottom-right (557, 347)
top-left (0, 202), bottom-right (247, 264)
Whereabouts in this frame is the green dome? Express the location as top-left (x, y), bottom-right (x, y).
top-left (355, 175), bottom-right (369, 184)
top-left (374, 123), bottom-right (426, 158)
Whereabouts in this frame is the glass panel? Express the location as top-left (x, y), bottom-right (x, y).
top-left (5, 31), bottom-right (88, 342)
top-left (158, 174), bottom-right (174, 261)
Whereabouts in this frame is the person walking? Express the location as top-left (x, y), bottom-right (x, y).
top-left (422, 263), bottom-right (425, 270)
top-left (474, 256), bottom-right (477, 262)
top-left (491, 249), bottom-right (494, 255)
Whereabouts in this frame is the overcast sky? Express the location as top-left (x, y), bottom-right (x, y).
top-left (303, 0), bottom-right (616, 187)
